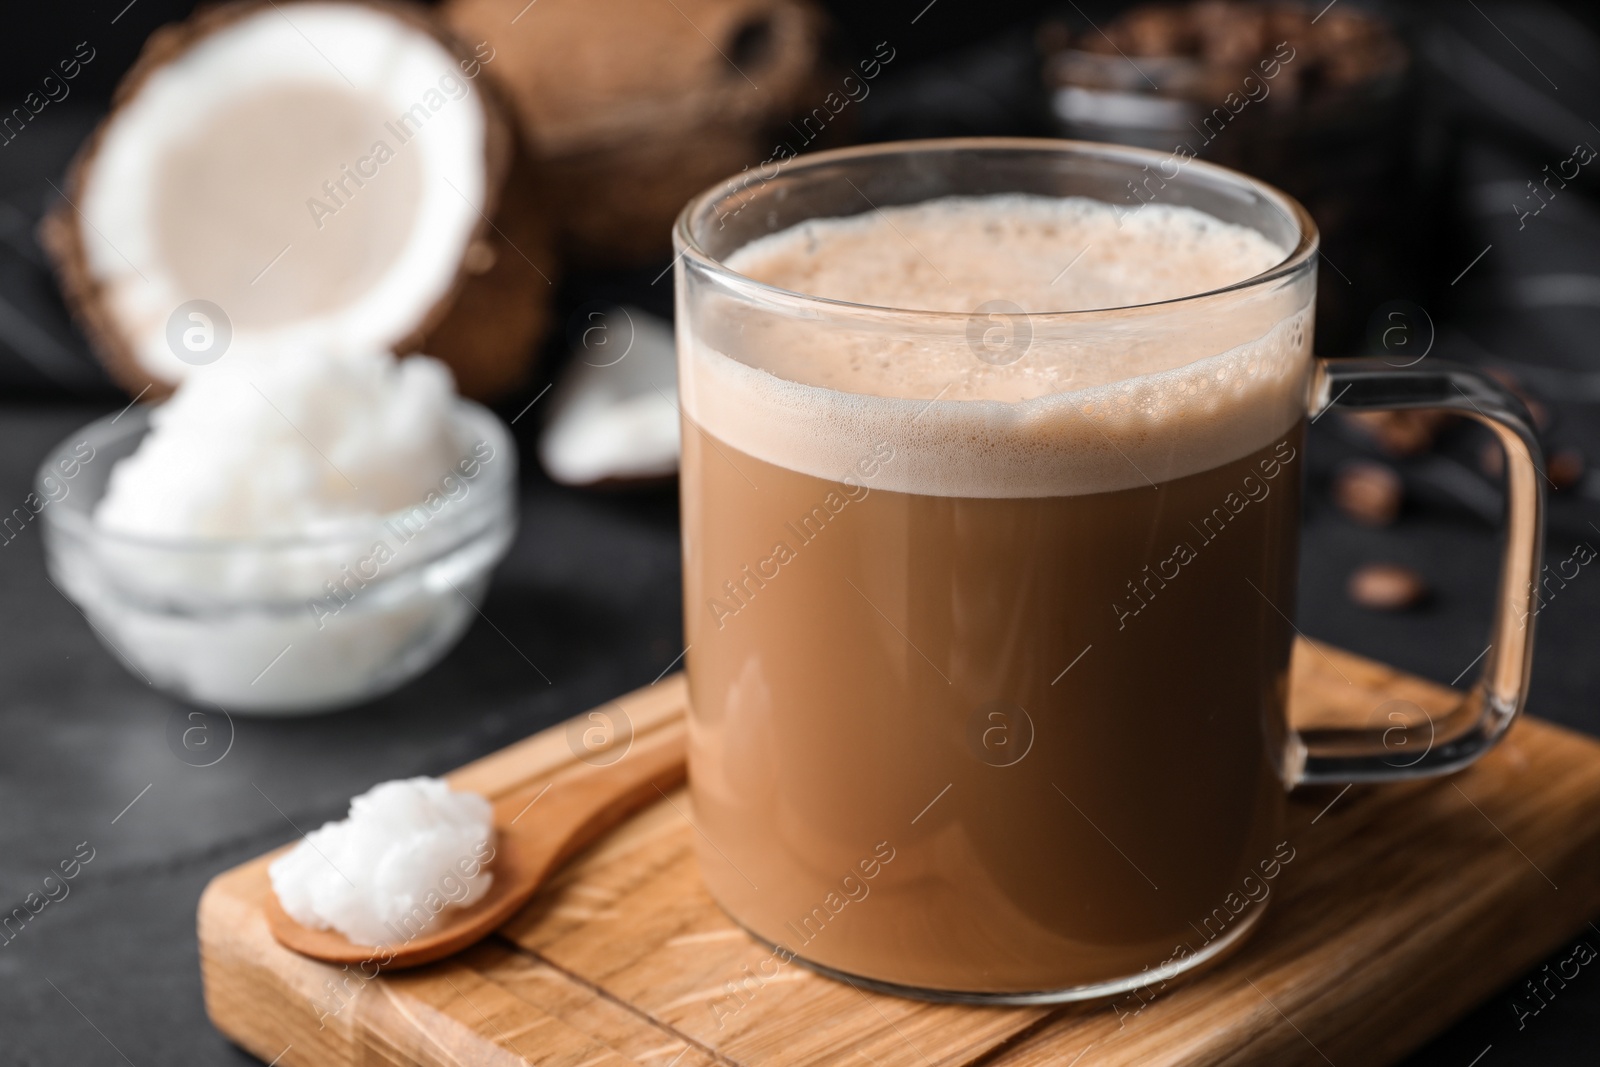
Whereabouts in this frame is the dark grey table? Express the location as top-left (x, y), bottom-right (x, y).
top-left (0, 398), bottom-right (1596, 1066)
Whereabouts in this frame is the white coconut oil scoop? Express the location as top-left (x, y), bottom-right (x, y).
top-left (265, 724), bottom-right (685, 968)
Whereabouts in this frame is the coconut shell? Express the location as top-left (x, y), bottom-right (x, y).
top-left (444, 0), bottom-right (838, 266)
top-left (40, 0), bottom-right (557, 401)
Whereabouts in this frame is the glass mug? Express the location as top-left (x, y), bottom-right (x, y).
top-left (672, 139), bottom-right (1542, 1002)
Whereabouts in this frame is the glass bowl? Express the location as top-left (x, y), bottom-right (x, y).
top-left (37, 400), bottom-right (517, 714)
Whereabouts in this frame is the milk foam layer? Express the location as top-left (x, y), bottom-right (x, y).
top-left (682, 195), bottom-right (1313, 498)
top-left (729, 194), bottom-right (1285, 319)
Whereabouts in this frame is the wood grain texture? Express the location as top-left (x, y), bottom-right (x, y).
top-left (201, 644), bottom-right (1600, 1066)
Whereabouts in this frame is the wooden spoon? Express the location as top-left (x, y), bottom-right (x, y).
top-left (265, 724), bottom-right (686, 969)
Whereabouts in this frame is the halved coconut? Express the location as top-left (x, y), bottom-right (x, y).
top-left (42, 0), bottom-right (555, 399)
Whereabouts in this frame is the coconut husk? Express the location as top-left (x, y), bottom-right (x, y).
top-left (444, 0), bottom-right (839, 266)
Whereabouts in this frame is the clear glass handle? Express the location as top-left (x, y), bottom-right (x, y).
top-left (1290, 358), bottom-right (1546, 785)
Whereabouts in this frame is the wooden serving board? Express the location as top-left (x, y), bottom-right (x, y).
top-left (200, 640), bottom-right (1600, 1066)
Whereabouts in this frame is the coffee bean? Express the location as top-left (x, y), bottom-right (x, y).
top-left (1549, 447), bottom-right (1585, 491)
top-left (1348, 563), bottom-right (1428, 611)
top-left (1486, 368), bottom-right (1551, 431)
top-left (1341, 409), bottom-right (1454, 456)
top-left (1333, 461), bottom-right (1402, 526)
top-left (1516, 396), bottom-right (1552, 433)
top-left (1480, 441), bottom-right (1504, 479)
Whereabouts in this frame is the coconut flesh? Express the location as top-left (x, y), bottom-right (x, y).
top-left (268, 777), bottom-right (495, 946)
top-left (539, 306), bottom-right (680, 486)
top-left (53, 1), bottom-right (543, 395)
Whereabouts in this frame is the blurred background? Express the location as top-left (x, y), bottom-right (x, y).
top-left (2, 0), bottom-right (1599, 1063)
